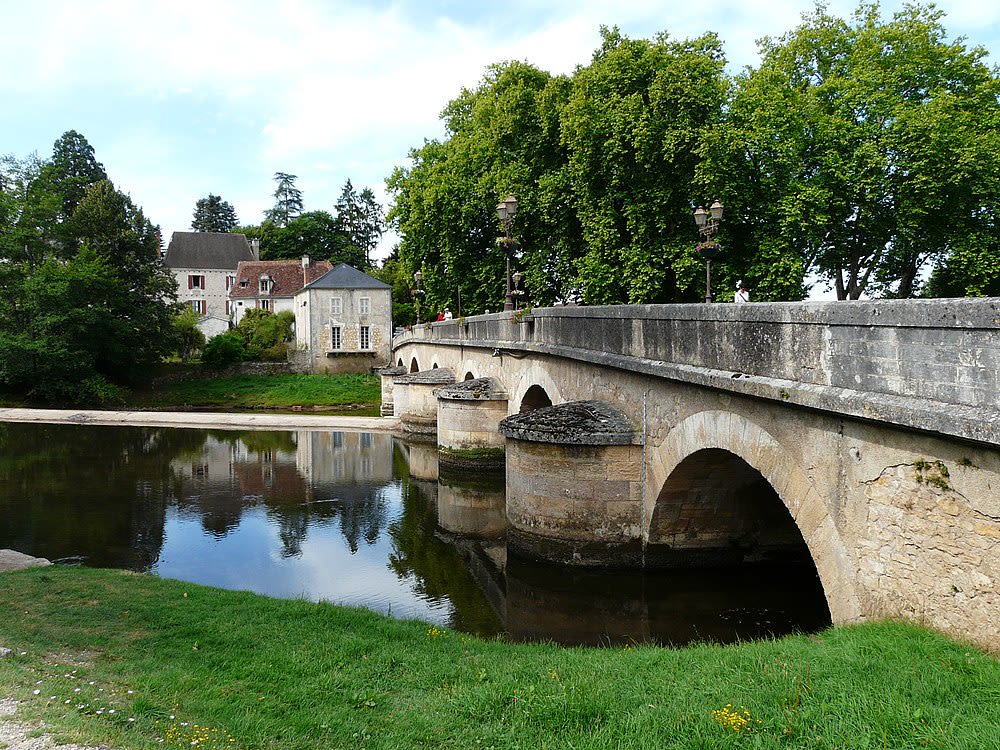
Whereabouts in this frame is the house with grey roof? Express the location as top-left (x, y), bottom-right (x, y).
top-left (292, 263), bottom-right (392, 373)
top-left (163, 231), bottom-right (259, 337)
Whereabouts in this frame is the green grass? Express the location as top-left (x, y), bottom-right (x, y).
top-left (128, 373), bottom-right (381, 413)
top-left (0, 568), bottom-right (997, 749)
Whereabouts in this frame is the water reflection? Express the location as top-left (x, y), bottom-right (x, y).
top-left (0, 422), bottom-right (830, 646)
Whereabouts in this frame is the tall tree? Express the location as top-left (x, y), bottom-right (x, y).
top-left (333, 180), bottom-right (386, 268)
top-left (388, 60), bottom-right (574, 314)
top-left (43, 130), bottom-right (108, 221)
top-left (191, 194), bottom-right (239, 232)
top-left (701, 2), bottom-right (1000, 299)
top-left (264, 171), bottom-right (303, 227)
top-left (561, 27), bottom-right (728, 303)
top-left (0, 158), bottom-right (177, 402)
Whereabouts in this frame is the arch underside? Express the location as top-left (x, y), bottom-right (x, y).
top-left (649, 448), bottom-right (812, 567)
top-left (648, 410), bottom-right (862, 625)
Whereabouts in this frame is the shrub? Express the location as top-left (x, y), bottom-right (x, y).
top-left (202, 331), bottom-right (246, 369)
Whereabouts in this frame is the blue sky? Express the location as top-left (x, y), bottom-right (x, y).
top-left (3, 0), bottom-right (997, 262)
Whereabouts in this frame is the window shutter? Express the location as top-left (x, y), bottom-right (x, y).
top-left (188, 276), bottom-right (193, 289)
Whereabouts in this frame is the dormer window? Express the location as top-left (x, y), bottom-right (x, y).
top-left (239, 278), bottom-right (249, 288)
top-left (259, 274), bottom-right (272, 294)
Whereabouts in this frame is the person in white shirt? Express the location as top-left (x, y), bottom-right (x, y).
top-left (735, 280), bottom-right (750, 303)
top-left (443, 308), bottom-right (453, 320)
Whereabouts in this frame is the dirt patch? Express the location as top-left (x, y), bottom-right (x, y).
top-left (0, 698), bottom-right (111, 750)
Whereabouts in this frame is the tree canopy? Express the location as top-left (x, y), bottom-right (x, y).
top-left (386, 3), bottom-right (1000, 304)
top-left (698, 2), bottom-right (1000, 299)
top-left (0, 132), bottom-right (178, 403)
top-left (263, 172), bottom-right (304, 227)
top-left (239, 178), bottom-right (384, 269)
top-left (192, 194), bottom-right (239, 232)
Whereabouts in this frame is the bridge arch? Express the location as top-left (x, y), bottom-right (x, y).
top-left (519, 385), bottom-right (553, 412)
top-left (509, 362), bottom-right (562, 416)
top-left (647, 410), bottom-right (862, 625)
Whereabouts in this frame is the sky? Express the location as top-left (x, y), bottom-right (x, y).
top-left (2, 0), bottom-right (998, 265)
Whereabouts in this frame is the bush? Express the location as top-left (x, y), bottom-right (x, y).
top-left (202, 331), bottom-right (246, 369)
top-left (238, 309), bottom-right (293, 362)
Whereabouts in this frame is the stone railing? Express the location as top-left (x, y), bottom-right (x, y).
top-left (394, 299), bottom-right (1000, 447)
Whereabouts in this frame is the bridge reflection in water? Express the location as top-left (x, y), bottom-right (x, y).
top-left (402, 438), bottom-right (831, 646)
top-left (0, 422), bottom-right (830, 647)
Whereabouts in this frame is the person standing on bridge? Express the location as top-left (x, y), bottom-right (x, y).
top-left (735, 280), bottom-right (750, 303)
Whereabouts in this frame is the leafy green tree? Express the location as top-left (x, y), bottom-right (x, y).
top-left (333, 180), bottom-right (386, 268)
top-left (0, 153), bottom-right (61, 266)
top-left (0, 153), bottom-right (178, 403)
top-left (172, 308), bottom-right (206, 362)
top-left (562, 27), bottom-right (728, 303)
top-left (389, 33), bottom-right (728, 309)
top-left (236, 309), bottom-right (294, 360)
top-left (233, 220), bottom-right (281, 257)
top-left (43, 130), bottom-right (108, 221)
top-left (701, 2), bottom-right (1000, 299)
top-left (264, 171), bottom-right (303, 227)
top-left (192, 194), bottom-right (239, 232)
top-left (388, 60), bottom-right (573, 314)
top-left (202, 330), bottom-right (245, 369)
top-left (263, 210), bottom-right (361, 265)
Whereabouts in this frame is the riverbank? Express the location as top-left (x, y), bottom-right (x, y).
top-left (1, 373), bottom-right (383, 416)
top-left (0, 408), bottom-right (399, 432)
top-left (0, 567), bottom-right (997, 750)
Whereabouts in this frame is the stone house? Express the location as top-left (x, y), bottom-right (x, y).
top-left (228, 257), bottom-right (333, 325)
top-left (163, 232), bottom-right (258, 338)
top-left (292, 263), bottom-right (392, 373)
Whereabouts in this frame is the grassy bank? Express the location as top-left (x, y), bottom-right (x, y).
top-left (127, 373), bottom-right (381, 413)
top-left (0, 568), bottom-right (997, 749)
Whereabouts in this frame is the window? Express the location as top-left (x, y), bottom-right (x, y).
top-left (330, 296), bottom-right (342, 315)
top-left (330, 325), bottom-right (342, 350)
top-left (190, 299), bottom-right (206, 315)
top-left (226, 274), bottom-right (236, 290)
top-left (225, 300), bottom-right (233, 316)
top-left (259, 275), bottom-right (271, 294)
top-left (260, 299), bottom-right (271, 311)
top-left (188, 274), bottom-right (205, 289)
top-left (359, 296), bottom-right (371, 315)
top-left (239, 278), bottom-right (249, 288)
top-left (359, 325), bottom-right (371, 351)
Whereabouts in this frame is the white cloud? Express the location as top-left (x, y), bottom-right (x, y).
top-left (3, 0), bottom-right (997, 258)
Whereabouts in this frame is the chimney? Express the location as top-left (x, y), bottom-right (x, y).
top-left (249, 238), bottom-right (260, 259)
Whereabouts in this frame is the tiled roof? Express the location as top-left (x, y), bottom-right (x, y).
top-left (303, 263), bottom-right (392, 290)
top-left (229, 259), bottom-right (333, 299)
top-left (163, 232), bottom-right (256, 269)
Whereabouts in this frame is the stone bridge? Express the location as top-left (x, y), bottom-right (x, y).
top-left (388, 299), bottom-right (1000, 651)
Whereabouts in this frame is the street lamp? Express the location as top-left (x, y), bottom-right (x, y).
top-left (694, 200), bottom-right (724, 303)
top-left (496, 194), bottom-right (518, 312)
top-left (411, 269), bottom-right (425, 323)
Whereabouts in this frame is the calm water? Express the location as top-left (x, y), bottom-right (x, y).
top-left (0, 422), bottom-right (831, 646)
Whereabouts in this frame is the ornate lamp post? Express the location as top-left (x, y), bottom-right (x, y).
top-left (694, 200), bottom-right (724, 303)
top-left (496, 194), bottom-right (518, 312)
top-left (411, 269), bottom-right (425, 323)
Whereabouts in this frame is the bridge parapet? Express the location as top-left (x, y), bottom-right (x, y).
top-left (395, 299), bottom-right (1000, 447)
